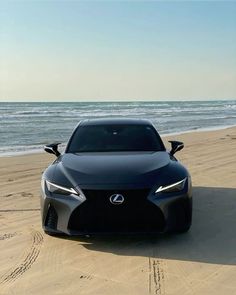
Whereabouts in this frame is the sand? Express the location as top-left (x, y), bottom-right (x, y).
top-left (0, 127), bottom-right (236, 295)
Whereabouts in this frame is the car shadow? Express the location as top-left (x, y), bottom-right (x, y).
top-left (63, 186), bottom-right (236, 265)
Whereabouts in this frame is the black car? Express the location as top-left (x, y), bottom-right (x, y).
top-left (41, 118), bottom-right (192, 235)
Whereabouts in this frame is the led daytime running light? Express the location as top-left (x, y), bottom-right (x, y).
top-left (155, 178), bottom-right (186, 193)
top-left (46, 180), bottom-right (78, 195)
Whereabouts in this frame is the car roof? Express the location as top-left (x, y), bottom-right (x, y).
top-left (79, 118), bottom-right (153, 126)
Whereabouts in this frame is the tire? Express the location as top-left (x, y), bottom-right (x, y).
top-left (44, 230), bottom-right (65, 237)
top-left (175, 223), bottom-right (191, 233)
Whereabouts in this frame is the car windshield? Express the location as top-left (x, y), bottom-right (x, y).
top-left (67, 124), bottom-right (165, 153)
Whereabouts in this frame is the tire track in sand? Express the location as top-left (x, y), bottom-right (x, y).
top-left (148, 257), bottom-right (165, 295)
top-left (0, 230), bottom-right (43, 285)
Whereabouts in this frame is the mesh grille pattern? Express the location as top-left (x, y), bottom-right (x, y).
top-left (45, 205), bottom-right (58, 230)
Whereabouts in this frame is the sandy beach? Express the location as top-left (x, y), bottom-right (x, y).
top-left (1, 126), bottom-right (236, 295)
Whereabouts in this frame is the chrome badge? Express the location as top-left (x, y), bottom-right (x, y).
top-left (109, 194), bottom-right (124, 205)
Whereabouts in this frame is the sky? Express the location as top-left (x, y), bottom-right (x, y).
top-left (0, 0), bottom-right (236, 102)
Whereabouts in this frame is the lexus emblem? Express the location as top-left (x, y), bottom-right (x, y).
top-left (109, 194), bottom-right (124, 205)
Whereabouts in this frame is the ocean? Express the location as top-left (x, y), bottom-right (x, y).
top-left (0, 100), bottom-right (236, 156)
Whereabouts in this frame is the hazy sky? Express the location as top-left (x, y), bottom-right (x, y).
top-left (0, 1), bottom-right (236, 101)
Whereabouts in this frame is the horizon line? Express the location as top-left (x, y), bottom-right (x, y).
top-left (0, 98), bottom-right (236, 103)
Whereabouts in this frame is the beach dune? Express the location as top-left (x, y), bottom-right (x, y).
top-left (1, 127), bottom-right (236, 295)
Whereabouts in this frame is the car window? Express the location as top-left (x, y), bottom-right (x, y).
top-left (67, 124), bottom-right (164, 152)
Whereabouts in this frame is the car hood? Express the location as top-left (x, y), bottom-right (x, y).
top-left (55, 151), bottom-right (171, 188)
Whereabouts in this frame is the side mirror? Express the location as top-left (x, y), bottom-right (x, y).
top-left (169, 140), bottom-right (184, 156)
top-left (44, 143), bottom-right (61, 157)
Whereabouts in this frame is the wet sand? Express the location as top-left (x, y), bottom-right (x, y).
top-left (1, 127), bottom-right (236, 295)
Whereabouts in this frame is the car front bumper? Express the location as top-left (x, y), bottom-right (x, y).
top-left (41, 182), bottom-right (192, 235)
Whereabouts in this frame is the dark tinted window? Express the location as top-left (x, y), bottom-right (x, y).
top-left (68, 124), bottom-right (164, 152)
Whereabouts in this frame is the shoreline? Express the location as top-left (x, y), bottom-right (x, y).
top-left (1, 124), bottom-right (236, 158)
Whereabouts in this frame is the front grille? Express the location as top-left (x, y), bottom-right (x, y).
top-left (68, 189), bottom-right (165, 233)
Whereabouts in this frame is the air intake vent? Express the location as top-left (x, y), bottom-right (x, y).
top-left (45, 205), bottom-right (58, 230)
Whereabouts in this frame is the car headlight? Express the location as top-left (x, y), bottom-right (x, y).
top-left (45, 180), bottom-right (86, 201)
top-left (155, 178), bottom-right (187, 194)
